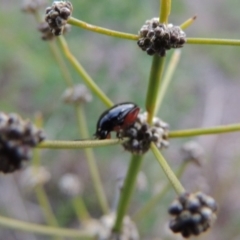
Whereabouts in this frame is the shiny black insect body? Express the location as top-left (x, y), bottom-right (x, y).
top-left (95, 102), bottom-right (140, 139)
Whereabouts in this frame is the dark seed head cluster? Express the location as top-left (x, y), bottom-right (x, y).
top-left (62, 84), bottom-right (93, 105)
top-left (137, 18), bottom-right (186, 56)
top-left (120, 112), bottom-right (169, 154)
top-left (0, 112), bottom-right (45, 173)
top-left (168, 192), bottom-right (217, 238)
top-left (45, 1), bottom-right (73, 36)
top-left (38, 21), bottom-right (71, 40)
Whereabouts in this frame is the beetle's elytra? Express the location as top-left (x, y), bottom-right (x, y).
top-left (95, 102), bottom-right (140, 139)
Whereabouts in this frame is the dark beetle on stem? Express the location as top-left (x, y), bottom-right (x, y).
top-left (94, 102), bottom-right (140, 139)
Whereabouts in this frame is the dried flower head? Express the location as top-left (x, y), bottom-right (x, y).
top-left (62, 84), bottom-right (93, 104)
top-left (84, 212), bottom-right (139, 240)
top-left (38, 21), bottom-right (71, 41)
top-left (22, 0), bottom-right (47, 14)
top-left (59, 173), bottom-right (83, 197)
top-left (45, 1), bottom-right (73, 36)
top-left (168, 192), bottom-right (217, 238)
top-left (137, 18), bottom-right (186, 56)
top-left (21, 166), bottom-right (51, 189)
top-left (0, 112), bottom-right (45, 173)
top-left (120, 112), bottom-right (169, 154)
top-left (181, 141), bottom-right (205, 166)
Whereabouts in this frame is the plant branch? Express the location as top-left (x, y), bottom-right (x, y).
top-left (186, 38), bottom-right (240, 46)
top-left (151, 143), bottom-right (185, 194)
top-left (49, 40), bottom-right (74, 87)
top-left (132, 161), bottom-right (188, 221)
top-left (72, 196), bottom-right (91, 222)
top-left (145, 56), bottom-right (165, 124)
top-left (156, 49), bottom-right (181, 113)
top-left (68, 17), bottom-right (139, 40)
top-left (169, 123), bottom-right (240, 138)
top-left (35, 185), bottom-right (61, 229)
top-left (0, 215), bottom-right (93, 239)
top-left (58, 36), bottom-right (113, 107)
top-left (33, 115), bottom-right (62, 240)
top-left (112, 155), bottom-right (144, 233)
top-left (75, 105), bottom-right (110, 214)
top-left (33, 113), bottom-right (43, 167)
top-left (180, 16), bottom-right (197, 30)
top-left (160, 0), bottom-right (171, 23)
top-left (37, 138), bottom-right (127, 149)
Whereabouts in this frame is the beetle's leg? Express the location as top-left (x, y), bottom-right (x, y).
top-left (116, 130), bottom-right (124, 140)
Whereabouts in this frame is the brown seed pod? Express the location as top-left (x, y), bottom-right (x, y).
top-left (45, 1), bottom-right (73, 36)
top-left (137, 18), bottom-right (186, 56)
top-left (0, 112), bottom-right (45, 173)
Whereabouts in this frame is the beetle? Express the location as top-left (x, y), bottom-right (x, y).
top-left (94, 102), bottom-right (140, 139)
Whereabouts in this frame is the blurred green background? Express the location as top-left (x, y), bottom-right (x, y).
top-left (1, 0), bottom-right (240, 239)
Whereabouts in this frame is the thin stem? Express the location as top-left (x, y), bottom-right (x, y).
top-left (33, 11), bottom-right (42, 23)
top-left (33, 113), bottom-right (43, 167)
top-left (169, 123), bottom-right (240, 138)
top-left (75, 105), bottom-right (109, 214)
top-left (151, 143), bottom-right (185, 194)
top-left (112, 155), bottom-right (144, 233)
top-left (156, 50), bottom-right (181, 113)
top-left (32, 114), bottom-right (62, 240)
top-left (48, 41), bottom-right (73, 87)
top-left (37, 138), bottom-right (127, 149)
top-left (180, 16), bottom-right (197, 30)
top-left (35, 185), bottom-right (60, 228)
top-left (160, 0), bottom-right (171, 23)
top-left (68, 17), bottom-right (139, 40)
top-left (132, 161), bottom-right (188, 221)
top-left (72, 196), bottom-right (91, 223)
top-left (58, 36), bottom-right (113, 107)
top-left (0, 215), bottom-right (93, 239)
top-left (145, 56), bottom-right (165, 124)
top-left (35, 185), bottom-right (63, 240)
top-left (186, 38), bottom-right (240, 46)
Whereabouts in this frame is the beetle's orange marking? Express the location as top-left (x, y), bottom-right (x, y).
top-left (123, 107), bottom-right (140, 126)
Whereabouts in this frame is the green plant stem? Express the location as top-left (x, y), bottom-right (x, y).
top-left (186, 38), bottom-right (240, 46)
top-left (0, 215), bottom-right (93, 239)
top-left (180, 16), bottom-right (197, 30)
top-left (35, 185), bottom-right (63, 240)
top-left (151, 143), bottom-right (185, 194)
top-left (75, 105), bottom-right (109, 214)
top-left (35, 185), bottom-right (60, 227)
top-left (145, 56), bottom-right (165, 124)
top-left (132, 161), bottom-right (188, 221)
top-left (32, 148), bottom-right (41, 168)
top-left (48, 41), bottom-right (73, 87)
top-left (33, 113), bottom-right (43, 167)
top-left (37, 138), bottom-right (127, 149)
top-left (112, 155), bottom-right (144, 233)
top-left (32, 115), bottom-right (62, 240)
top-left (33, 11), bottom-right (42, 23)
top-left (47, 37), bottom-right (92, 223)
top-left (156, 50), bottom-right (181, 113)
top-left (72, 196), bottom-right (91, 223)
top-left (160, 0), bottom-right (171, 23)
top-left (68, 17), bottom-right (139, 40)
top-left (58, 36), bottom-right (113, 107)
top-left (169, 123), bottom-right (240, 138)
